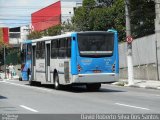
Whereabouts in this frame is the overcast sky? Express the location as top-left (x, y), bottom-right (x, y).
top-left (0, 0), bottom-right (82, 28)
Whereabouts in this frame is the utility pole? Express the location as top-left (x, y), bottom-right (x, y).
top-left (155, 0), bottom-right (160, 80)
top-left (125, 0), bottom-right (134, 85)
top-left (4, 45), bottom-right (7, 79)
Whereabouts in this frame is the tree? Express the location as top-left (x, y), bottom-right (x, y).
top-left (130, 0), bottom-right (155, 38)
top-left (89, 8), bottom-right (113, 30)
top-left (27, 31), bottom-right (42, 40)
top-left (47, 25), bottom-right (62, 36)
top-left (96, 0), bottom-right (115, 7)
top-left (27, 25), bottom-right (63, 39)
top-left (61, 21), bottom-right (75, 33)
top-left (72, 0), bottom-right (96, 31)
top-left (111, 0), bottom-right (125, 41)
top-left (72, 0), bottom-right (125, 41)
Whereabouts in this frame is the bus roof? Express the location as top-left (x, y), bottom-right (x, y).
top-left (21, 40), bottom-right (32, 44)
top-left (31, 32), bottom-right (74, 43)
top-left (27, 30), bottom-right (116, 43)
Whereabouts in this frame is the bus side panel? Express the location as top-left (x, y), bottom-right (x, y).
top-left (108, 29), bottom-right (119, 74)
top-left (50, 58), bottom-right (71, 85)
top-left (71, 33), bottom-right (78, 75)
top-left (22, 60), bottom-right (31, 81)
top-left (115, 32), bottom-right (119, 74)
top-left (35, 59), bottom-right (46, 83)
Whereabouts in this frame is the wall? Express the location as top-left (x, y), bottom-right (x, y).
top-left (119, 34), bottom-right (159, 80)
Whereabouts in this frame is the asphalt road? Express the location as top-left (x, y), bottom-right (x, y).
top-left (0, 79), bottom-right (160, 115)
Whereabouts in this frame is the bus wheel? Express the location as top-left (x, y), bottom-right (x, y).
top-left (86, 83), bottom-right (101, 91)
top-left (54, 73), bottom-right (61, 90)
top-left (19, 77), bottom-right (22, 81)
top-left (29, 80), bottom-right (34, 86)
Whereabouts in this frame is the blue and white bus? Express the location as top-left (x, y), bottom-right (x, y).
top-left (21, 30), bottom-right (119, 90)
top-left (20, 40), bottom-right (32, 81)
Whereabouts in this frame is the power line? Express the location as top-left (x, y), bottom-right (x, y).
top-left (0, 16), bottom-right (72, 25)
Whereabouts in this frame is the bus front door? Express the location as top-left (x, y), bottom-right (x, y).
top-left (45, 44), bottom-right (51, 82)
top-left (31, 45), bottom-right (36, 80)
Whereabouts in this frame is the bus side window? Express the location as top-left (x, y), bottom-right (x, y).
top-left (41, 42), bottom-right (45, 59)
top-left (21, 44), bottom-right (26, 63)
top-left (51, 39), bottom-right (58, 58)
top-left (59, 38), bottom-right (66, 58)
top-left (36, 42), bottom-right (40, 59)
top-left (66, 37), bottom-right (71, 58)
top-left (27, 44), bottom-right (31, 60)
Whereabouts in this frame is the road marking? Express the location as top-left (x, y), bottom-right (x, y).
top-left (20, 105), bottom-right (38, 113)
top-left (1, 80), bottom-right (53, 92)
top-left (115, 103), bottom-right (150, 111)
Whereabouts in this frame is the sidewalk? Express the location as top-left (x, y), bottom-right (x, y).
top-left (0, 72), bottom-right (19, 81)
top-left (113, 79), bottom-right (160, 90)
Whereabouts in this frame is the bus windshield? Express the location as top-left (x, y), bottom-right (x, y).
top-left (78, 32), bottom-right (114, 57)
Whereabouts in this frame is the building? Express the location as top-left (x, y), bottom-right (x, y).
top-left (31, 0), bottom-right (82, 31)
top-left (9, 25), bottom-right (30, 45)
top-left (0, 27), bottom-right (9, 44)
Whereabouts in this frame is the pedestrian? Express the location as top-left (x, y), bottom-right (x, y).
top-left (9, 63), bottom-right (15, 79)
top-left (6, 65), bottom-right (9, 79)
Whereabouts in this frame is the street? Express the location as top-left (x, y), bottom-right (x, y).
top-left (0, 80), bottom-right (160, 114)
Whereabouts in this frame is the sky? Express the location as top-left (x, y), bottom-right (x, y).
top-left (0, 0), bottom-right (82, 28)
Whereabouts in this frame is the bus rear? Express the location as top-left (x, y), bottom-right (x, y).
top-left (71, 30), bottom-right (119, 89)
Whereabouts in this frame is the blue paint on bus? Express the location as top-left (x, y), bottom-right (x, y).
top-left (21, 40), bottom-right (32, 81)
top-left (71, 30), bottom-right (119, 75)
top-left (71, 33), bottom-right (78, 75)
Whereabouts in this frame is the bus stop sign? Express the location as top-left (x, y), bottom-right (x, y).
top-left (126, 36), bottom-right (133, 43)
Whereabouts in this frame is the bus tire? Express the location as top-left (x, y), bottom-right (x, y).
top-left (19, 77), bottom-right (22, 81)
top-left (29, 80), bottom-right (34, 86)
top-left (54, 73), bottom-right (61, 90)
top-left (27, 69), bottom-right (30, 81)
top-left (86, 83), bottom-right (101, 91)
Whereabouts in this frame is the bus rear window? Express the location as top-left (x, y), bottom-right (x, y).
top-left (78, 32), bottom-right (114, 57)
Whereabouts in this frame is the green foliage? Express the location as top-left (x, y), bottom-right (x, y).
top-left (130, 0), bottom-right (155, 38)
top-left (6, 48), bottom-right (20, 65)
top-left (72, 0), bottom-right (96, 31)
top-left (111, 0), bottom-right (125, 41)
top-left (72, 0), bottom-right (125, 41)
top-left (27, 31), bottom-right (42, 40)
top-left (62, 21), bottom-right (75, 33)
top-left (27, 25), bottom-right (62, 39)
top-left (47, 25), bottom-right (62, 36)
top-left (97, 0), bottom-right (115, 7)
top-left (0, 47), bottom-right (20, 65)
top-left (72, 0), bottom-right (155, 41)
top-left (72, 7), bottom-right (89, 31)
top-left (83, 0), bottom-right (96, 8)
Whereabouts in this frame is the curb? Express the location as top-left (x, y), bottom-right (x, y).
top-left (112, 82), bottom-right (160, 90)
top-left (127, 85), bottom-right (160, 90)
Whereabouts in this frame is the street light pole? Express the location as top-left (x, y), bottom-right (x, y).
top-left (125, 0), bottom-right (134, 85)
